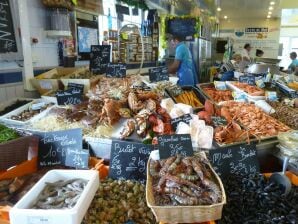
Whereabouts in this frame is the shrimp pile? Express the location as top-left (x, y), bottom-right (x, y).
top-left (219, 101), bottom-right (290, 138)
top-left (202, 87), bottom-right (233, 103)
top-left (149, 154), bottom-right (222, 206)
top-left (232, 82), bottom-right (265, 96)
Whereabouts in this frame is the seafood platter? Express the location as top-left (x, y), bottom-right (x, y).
top-left (10, 170), bottom-right (99, 224)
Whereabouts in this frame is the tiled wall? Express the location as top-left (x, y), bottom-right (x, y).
top-left (0, 0), bottom-right (59, 101)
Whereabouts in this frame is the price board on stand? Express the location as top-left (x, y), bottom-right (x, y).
top-left (65, 149), bottom-right (89, 169)
top-left (109, 140), bottom-right (153, 183)
top-left (239, 75), bottom-right (256, 85)
top-left (67, 82), bottom-right (85, 93)
top-left (158, 134), bottom-right (194, 159)
top-left (149, 66), bottom-right (169, 82)
top-left (56, 88), bottom-right (83, 105)
top-left (171, 114), bottom-right (193, 131)
top-left (90, 45), bottom-right (111, 74)
top-left (34, 129), bottom-right (83, 167)
top-left (209, 143), bottom-right (259, 178)
top-left (106, 63), bottom-right (126, 78)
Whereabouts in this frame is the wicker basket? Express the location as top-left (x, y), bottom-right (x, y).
top-left (146, 156), bottom-right (226, 223)
top-left (0, 136), bottom-right (38, 171)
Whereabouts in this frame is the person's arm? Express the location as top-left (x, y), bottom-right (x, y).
top-left (168, 60), bottom-right (181, 74)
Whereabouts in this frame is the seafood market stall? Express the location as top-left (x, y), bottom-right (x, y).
top-left (2, 0), bottom-right (298, 223)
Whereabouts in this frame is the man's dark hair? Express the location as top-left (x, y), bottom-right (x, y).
top-left (172, 35), bottom-right (185, 42)
top-left (244, 43), bottom-right (251, 49)
top-left (256, 49), bottom-right (264, 57)
top-left (290, 52), bottom-right (297, 59)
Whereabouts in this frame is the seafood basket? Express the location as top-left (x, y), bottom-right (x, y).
top-left (146, 156), bottom-right (226, 223)
top-left (0, 99), bottom-right (55, 126)
top-left (166, 86), bottom-right (206, 112)
top-left (10, 170), bottom-right (99, 224)
top-left (197, 83), bottom-right (233, 106)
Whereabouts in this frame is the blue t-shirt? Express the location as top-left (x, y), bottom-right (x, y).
top-left (288, 58), bottom-right (298, 72)
top-left (175, 42), bottom-right (197, 86)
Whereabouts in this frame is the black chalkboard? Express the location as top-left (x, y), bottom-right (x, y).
top-left (167, 18), bottom-right (196, 41)
top-left (239, 75), bottom-right (255, 86)
top-left (171, 114), bottom-right (192, 131)
top-left (67, 82), bottom-right (84, 93)
top-left (65, 148), bottom-right (89, 169)
top-left (0, 0), bottom-right (17, 53)
top-left (209, 143), bottom-right (260, 178)
top-left (149, 66), bottom-right (169, 83)
top-left (166, 85), bottom-right (183, 97)
top-left (56, 88), bottom-right (83, 105)
top-left (106, 63), bottom-right (126, 78)
top-left (158, 134), bottom-right (194, 159)
top-left (211, 116), bottom-right (227, 127)
top-left (35, 129), bottom-right (83, 167)
top-left (90, 45), bottom-right (111, 74)
top-left (109, 140), bottom-right (153, 183)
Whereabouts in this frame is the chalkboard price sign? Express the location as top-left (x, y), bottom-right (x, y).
top-left (65, 148), bottom-right (89, 169)
top-left (67, 82), bottom-right (84, 93)
top-left (211, 116), bottom-right (227, 127)
top-left (239, 75), bottom-right (255, 86)
top-left (209, 143), bottom-right (259, 178)
top-left (149, 66), bottom-right (169, 83)
top-left (35, 129), bottom-right (83, 167)
top-left (90, 45), bottom-right (111, 74)
top-left (106, 63), bottom-right (126, 78)
top-left (56, 88), bottom-right (83, 105)
top-left (171, 114), bottom-right (192, 131)
top-left (109, 140), bottom-right (153, 183)
top-left (0, 0), bottom-right (17, 53)
top-left (158, 134), bottom-right (194, 159)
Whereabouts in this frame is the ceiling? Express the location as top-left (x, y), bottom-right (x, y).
top-left (217, 0), bottom-right (282, 20)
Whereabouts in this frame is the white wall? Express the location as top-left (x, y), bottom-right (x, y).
top-left (219, 18), bottom-right (281, 59)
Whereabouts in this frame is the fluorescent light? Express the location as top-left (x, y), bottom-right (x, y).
top-left (269, 6), bottom-right (274, 10)
top-left (270, 1), bottom-right (275, 5)
top-left (217, 7), bottom-right (222, 11)
top-left (224, 15), bottom-right (228, 19)
top-left (268, 11), bottom-right (272, 14)
top-left (267, 15), bottom-right (271, 18)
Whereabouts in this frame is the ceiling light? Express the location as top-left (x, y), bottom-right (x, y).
top-left (217, 7), bottom-right (222, 11)
top-left (270, 1), bottom-right (275, 5)
top-left (268, 11), bottom-right (272, 14)
top-left (269, 6), bottom-right (274, 10)
top-left (224, 15), bottom-right (228, 19)
top-left (267, 15), bottom-right (271, 18)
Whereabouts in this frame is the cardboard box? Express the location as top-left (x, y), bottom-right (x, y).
top-left (10, 170), bottom-right (99, 224)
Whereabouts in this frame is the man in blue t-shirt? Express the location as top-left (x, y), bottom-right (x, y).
top-left (288, 52), bottom-right (298, 73)
top-left (168, 35), bottom-right (197, 86)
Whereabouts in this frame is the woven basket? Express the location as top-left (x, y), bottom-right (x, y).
top-left (146, 156), bottom-right (226, 223)
top-left (0, 136), bottom-right (38, 171)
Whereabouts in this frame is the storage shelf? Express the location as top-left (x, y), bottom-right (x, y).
top-left (45, 30), bottom-right (71, 38)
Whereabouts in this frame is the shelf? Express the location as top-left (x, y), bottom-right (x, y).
top-left (45, 30), bottom-right (72, 38)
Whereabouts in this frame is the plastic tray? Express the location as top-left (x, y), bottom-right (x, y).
top-left (166, 86), bottom-right (206, 112)
top-left (197, 83), bottom-right (232, 106)
top-left (10, 169), bottom-right (99, 224)
top-left (0, 98), bottom-right (34, 118)
top-left (0, 99), bottom-right (54, 126)
top-left (226, 81), bottom-right (265, 101)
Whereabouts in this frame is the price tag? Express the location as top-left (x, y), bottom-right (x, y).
top-left (106, 63), bottom-right (126, 78)
top-left (149, 66), bottom-right (169, 83)
top-left (67, 83), bottom-right (84, 93)
top-left (34, 129), bottom-right (83, 167)
top-left (239, 75), bottom-right (255, 85)
top-left (39, 80), bottom-right (53, 90)
top-left (158, 134), bottom-right (194, 159)
top-left (90, 45), bottom-right (111, 74)
top-left (166, 86), bottom-right (183, 97)
top-left (209, 143), bottom-right (260, 178)
top-left (56, 88), bottom-right (83, 105)
top-left (65, 149), bottom-right (89, 169)
top-left (211, 116), bottom-right (227, 126)
top-left (171, 114), bottom-right (192, 131)
top-left (109, 140), bottom-right (153, 183)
